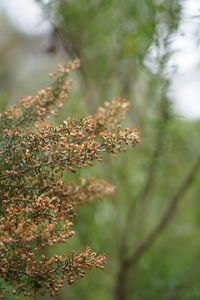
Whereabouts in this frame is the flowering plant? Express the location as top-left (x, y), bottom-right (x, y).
top-left (0, 60), bottom-right (140, 298)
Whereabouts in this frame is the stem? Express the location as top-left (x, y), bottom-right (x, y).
top-left (114, 260), bottom-right (130, 300)
top-left (114, 154), bottom-right (200, 299)
top-left (127, 154), bottom-right (200, 266)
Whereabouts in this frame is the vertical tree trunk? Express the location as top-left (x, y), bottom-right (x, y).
top-left (114, 261), bottom-right (131, 300)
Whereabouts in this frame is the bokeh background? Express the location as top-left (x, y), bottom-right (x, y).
top-left (1, 0), bottom-right (200, 299)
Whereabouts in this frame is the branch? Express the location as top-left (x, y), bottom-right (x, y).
top-left (119, 97), bottom-right (170, 257)
top-left (125, 153), bottom-right (200, 267)
top-left (114, 154), bottom-right (200, 300)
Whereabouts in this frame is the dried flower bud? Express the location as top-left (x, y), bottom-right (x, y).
top-left (0, 60), bottom-right (139, 298)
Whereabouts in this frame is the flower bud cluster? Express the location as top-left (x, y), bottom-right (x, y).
top-left (0, 61), bottom-right (140, 297)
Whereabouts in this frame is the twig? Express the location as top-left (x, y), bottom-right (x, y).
top-left (119, 96), bottom-right (170, 258)
top-left (114, 154), bottom-right (200, 300)
top-left (126, 153), bottom-right (200, 266)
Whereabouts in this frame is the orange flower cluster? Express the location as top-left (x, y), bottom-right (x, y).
top-left (0, 60), bottom-right (140, 298)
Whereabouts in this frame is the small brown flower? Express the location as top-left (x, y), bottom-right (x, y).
top-left (0, 60), bottom-right (140, 297)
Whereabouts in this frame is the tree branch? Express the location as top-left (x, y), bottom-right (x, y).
top-left (118, 96), bottom-right (170, 258)
top-left (125, 153), bottom-right (200, 266)
top-left (114, 154), bottom-right (200, 300)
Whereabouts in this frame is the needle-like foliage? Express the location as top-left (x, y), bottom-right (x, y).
top-left (0, 60), bottom-right (140, 298)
